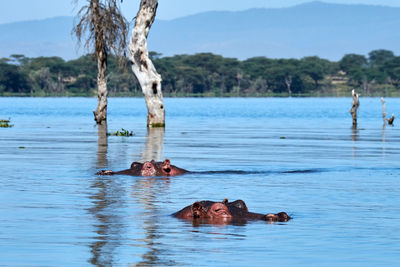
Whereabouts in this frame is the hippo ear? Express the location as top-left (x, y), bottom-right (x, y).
top-left (131, 162), bottom-right (141, 169)
top-left (222, 198), bottom-right (228, 204)
top-left (191, 202), bottom-right (206, 218)
top-left (192, 202), bottom-right (202, 210)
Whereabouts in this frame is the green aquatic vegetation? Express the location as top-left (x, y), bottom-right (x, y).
top-left (0, 119), bottom-right (13, 128)
top-left (107, 128), bottom-right (134, 137)
top-left (149, 123), bottom-right (165, 128)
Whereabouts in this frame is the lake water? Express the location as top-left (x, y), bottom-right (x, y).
top-left (0, 97), bottom-right (399, 266)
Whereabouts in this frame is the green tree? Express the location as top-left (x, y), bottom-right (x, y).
top-left (339, 54), bottom-right (367, 75)
top-left (368, 49), bottom-right (395, 67)
top-left (301, 56), bottom-right (332, 89)
top-left (0, 62), bottom-right (30, 94)
top-left (383, 56), bottom-right (400, 87)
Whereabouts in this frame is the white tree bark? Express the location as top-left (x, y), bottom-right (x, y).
top-left (381, 97), bottom-right (386, 125)
top-left (129, 0), bottom-right (165, 127)
top-left (93, 50), bottom-right (108, 124)
top-left (285, 75), bottom-right (292, 97)
top-left (350, 89), bottom-right (360, 127)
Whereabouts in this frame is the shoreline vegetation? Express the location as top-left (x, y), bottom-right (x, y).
top-left (1, 50), bottom-right (400, 98)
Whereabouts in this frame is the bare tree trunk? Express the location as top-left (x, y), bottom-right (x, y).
top-left (381, 97), bottom-right (386, 125)
top-left (91, 0), bottom-right (108, 125)
top-left (350, 89), bottom-right (359, 127)
top-left (94, 48), bottom-right (108, 124)
top-left (285, 75), bottom-right (292, 97)
top-left (129, 0), bottom-right (165, 128)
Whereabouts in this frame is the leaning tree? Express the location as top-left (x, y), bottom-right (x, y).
top-left (129, 0), bottom-right (165, 127)
top-left (73, 0), bottom-right (128, 124)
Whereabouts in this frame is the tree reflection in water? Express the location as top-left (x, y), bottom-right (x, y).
top-left (140, 127), bottom-right (165, 162)
top-left (89, 122), bottom-right (127, 266)
top-left (351, 125), bottom-right (359, 159)
top-left (97, 122), bottom-right (108, 168)
top-left (89, 126), bottom-right (172, 266)
top-left (132, 127), bottom-right (176, 266)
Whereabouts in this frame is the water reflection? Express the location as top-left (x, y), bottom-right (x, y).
top-left (181, 217), bottom-right (246, 227)
top-left (131, 177), bottom-right (171, 265)
top-left (97, 122), bottom-right (108, 168)
top-left (141, 127), bottom-right (165, 161)
top-left (382, 125), bottom-right (386, 143)
top-left (89, 123), bottom-right (127, 267)
top-left (351, 126), bottom-right (359, 158)
top-left (181, 217), bottom-right (284, 227)
top-left (88, 176), bottom-right (127, 267)
top-left (132, 127), bottom-right (173, 266)
top-left (381, 125), bottom-right (387, 157)
top-left (351, 125), bottom-right (359, 142)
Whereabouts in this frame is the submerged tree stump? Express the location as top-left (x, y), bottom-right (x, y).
top-left (129, 0), bottom-right (165, 128)
top-left (350, 89), bottom-right (359, 127)
top-left (387, 114), bottom-right (395, 125)
top-left (381, 97), bottom-right (386, 125)
top-left (382, 97), bottom-right (395, 126)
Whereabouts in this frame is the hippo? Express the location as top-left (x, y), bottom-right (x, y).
top-left (173, 199), bottom-right (291, 224)
top-left (96, 159), bottom-right (188, 176)
top-left (154, 158), bottom-right (188, 176)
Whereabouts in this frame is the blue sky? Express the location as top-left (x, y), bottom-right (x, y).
top-left (1, 0), bottom-right (399, 24)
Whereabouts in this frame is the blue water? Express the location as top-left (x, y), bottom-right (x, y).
top-left (0, 97), bottom-right (399, 266)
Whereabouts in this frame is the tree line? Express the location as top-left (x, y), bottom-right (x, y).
top-left (1, 49), bottom-right (400, 97)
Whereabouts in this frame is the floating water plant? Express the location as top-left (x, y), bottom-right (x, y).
top-left (107, 128), bottom-right (134, 137)
top-left (0, 119), bottom-right (13, 128)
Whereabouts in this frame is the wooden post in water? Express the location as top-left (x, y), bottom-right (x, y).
top-left (350, 89), bottom-right (360, 127)
top-left (381, 97), bottom-right (386, 125)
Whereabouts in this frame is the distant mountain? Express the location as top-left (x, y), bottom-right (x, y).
top-left (0, 16), bottom-right (79, 60)
top-left (1, 1), bottom-right (399, 60)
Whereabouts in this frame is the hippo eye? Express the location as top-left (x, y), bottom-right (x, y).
top-left (215, 209), bottom-right (221, 212)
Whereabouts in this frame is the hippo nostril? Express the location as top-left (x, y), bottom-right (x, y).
top-left (164, 167), bottom-right (171, 173)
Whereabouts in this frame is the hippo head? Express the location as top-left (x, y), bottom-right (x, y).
top-left (140, 161), bottom-right (157, 176)
top-left (265, 212), bottom-right (291, 222)
top-left (186, 201), bottom-right (232, 223)
top-left (160, 159), bottom-right (173, 175)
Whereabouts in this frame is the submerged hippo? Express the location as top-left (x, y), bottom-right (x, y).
top-left (96, 159), bottom-right (188, 176)
top-left (173, 199), bottom-right (291, 224)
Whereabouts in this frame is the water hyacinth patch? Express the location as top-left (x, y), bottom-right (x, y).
top-left (107, 128), bottom-right (134, 137)
top-left (0, 119), bottom-right (13, 128)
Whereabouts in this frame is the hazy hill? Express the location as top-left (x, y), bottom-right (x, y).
top-left (0, 16), bottom-right (78, 59)
top-left (1, 1), bottom-right (399, 60)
